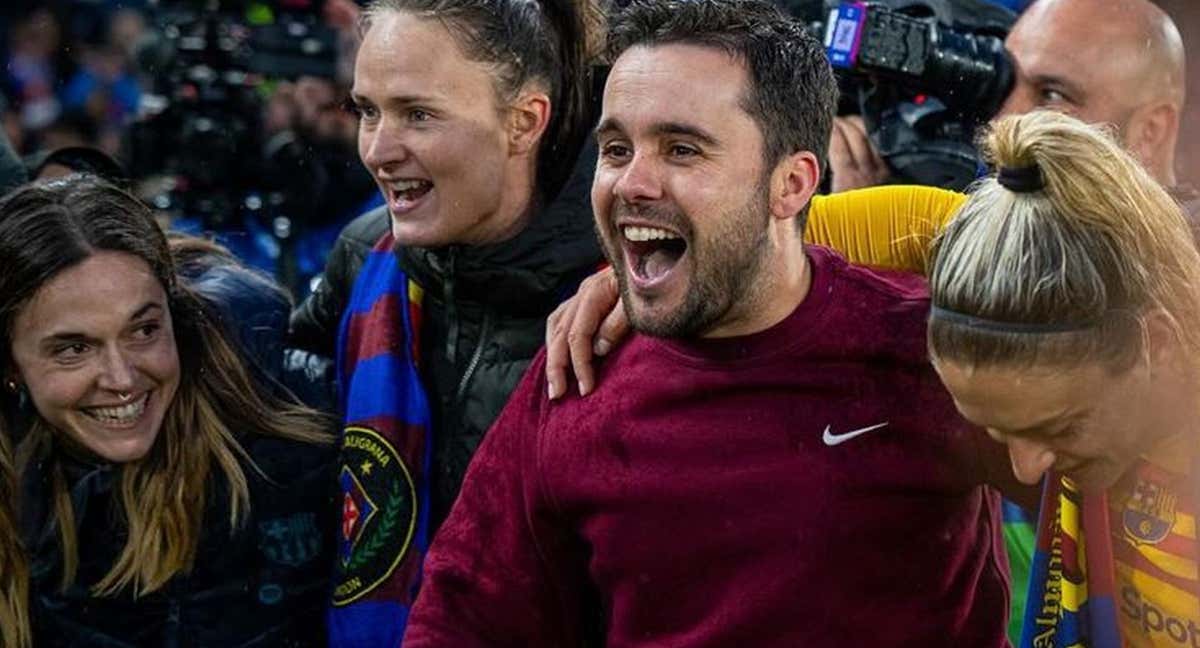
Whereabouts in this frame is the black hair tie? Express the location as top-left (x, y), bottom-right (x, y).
top-left (997, 163), bottom-right (1045, 193)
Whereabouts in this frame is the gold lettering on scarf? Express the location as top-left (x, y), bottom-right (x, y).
top-left (1033, 499), bottom-right (1065, 647)
top-left (343, 434), bottom-right (392, 467)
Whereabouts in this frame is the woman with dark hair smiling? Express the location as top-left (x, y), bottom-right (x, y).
top-left (0, 175), bottom-right (337, 646)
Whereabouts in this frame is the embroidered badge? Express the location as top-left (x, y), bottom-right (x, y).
top-left (332, 426), bottom-right (417, 606)
top-left (258, 512), bottom-right (322, 568)
top-left (258, 583), bottom-right (284, 606)
top-left (1123, 477), bottom-right (1177, 545)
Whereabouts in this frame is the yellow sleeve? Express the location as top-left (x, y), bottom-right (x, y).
top-left (805, 185), bottom-right (968, 274)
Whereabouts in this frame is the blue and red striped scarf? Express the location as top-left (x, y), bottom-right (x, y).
top-left (328, 232), bottom-right (433, 647)
top-left (1021, 475), bottom-right (1122, 648)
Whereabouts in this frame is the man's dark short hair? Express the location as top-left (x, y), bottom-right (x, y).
top-left (606, 0), bottom-right (838, 222)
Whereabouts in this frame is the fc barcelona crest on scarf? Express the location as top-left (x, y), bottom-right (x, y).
top-left (333, 426), bottom-right (417, 606)
top-left (1123, 477), bottom-right (1177, 545)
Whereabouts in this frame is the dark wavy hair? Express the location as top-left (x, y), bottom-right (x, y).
top-left (0, 429), bottom-right (28, 647)
top-left (0, 175), bottom-right (331, 597)
top-left (361, 0), bottom-right (601, 204)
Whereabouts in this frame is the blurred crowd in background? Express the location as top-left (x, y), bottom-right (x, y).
top-left (1, 1), bottom-right (1199, 646)
top-left (0, 0), bottom-right (379, 295)
top-left (0, 0), bottom-right (1197, 297)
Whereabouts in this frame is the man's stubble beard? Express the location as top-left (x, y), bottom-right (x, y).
top-left (601, 186), bottom-right (772, 339)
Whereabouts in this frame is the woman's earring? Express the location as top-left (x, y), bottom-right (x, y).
top-left (4, 380), bottom-right (18, 393)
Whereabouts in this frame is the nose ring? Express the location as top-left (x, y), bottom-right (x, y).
top-left (118, 392), bottom-right (132, 402)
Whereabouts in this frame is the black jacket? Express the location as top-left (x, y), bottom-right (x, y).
top-left (23, 435), bottom-right (338, 647)
top-left (290, 145), bottom-right (602, 524)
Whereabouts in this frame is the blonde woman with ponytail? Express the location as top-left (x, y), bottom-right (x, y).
top-left (0, 431), bottom-right (28, 648)
top-left (929, 110), bottom-right (1200, 646)
top-left (0, 175), bottom-right (337, 646)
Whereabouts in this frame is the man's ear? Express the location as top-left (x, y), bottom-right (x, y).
top-left (1125, 102), bottom-right (1179, 179)
top-left (769, 150), bottom-right (821, 222)
top-left (508, 90), bottom-right (553, 156)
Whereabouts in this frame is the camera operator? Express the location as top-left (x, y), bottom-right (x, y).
top-left (126, 0), bottom-right (377, 295)
top-left (831, 0), bottom-right (1196, 216)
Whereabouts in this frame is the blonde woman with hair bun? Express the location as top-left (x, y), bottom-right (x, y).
top-left (930, 109), bottom-right (1200, 493)
top-left (929, 110), bottom-right (1200, 646)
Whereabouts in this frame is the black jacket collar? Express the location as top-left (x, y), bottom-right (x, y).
top-left (397, 141), bottom-right (603, 317)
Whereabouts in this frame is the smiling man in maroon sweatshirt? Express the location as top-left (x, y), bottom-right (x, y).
top-left (404, 1), bottom-right (1019, 645)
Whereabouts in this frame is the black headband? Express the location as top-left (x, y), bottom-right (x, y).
top-left (997, 164), bottom-right (1045, 193)
top-left (930, 305), bottom-right (1099, 334)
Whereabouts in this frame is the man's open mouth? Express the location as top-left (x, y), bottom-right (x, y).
top-left (621, 225), bottom-right (688, 286)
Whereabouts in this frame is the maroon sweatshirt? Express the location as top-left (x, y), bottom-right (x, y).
top-left (405, 246), bottom-right (1017, 647)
